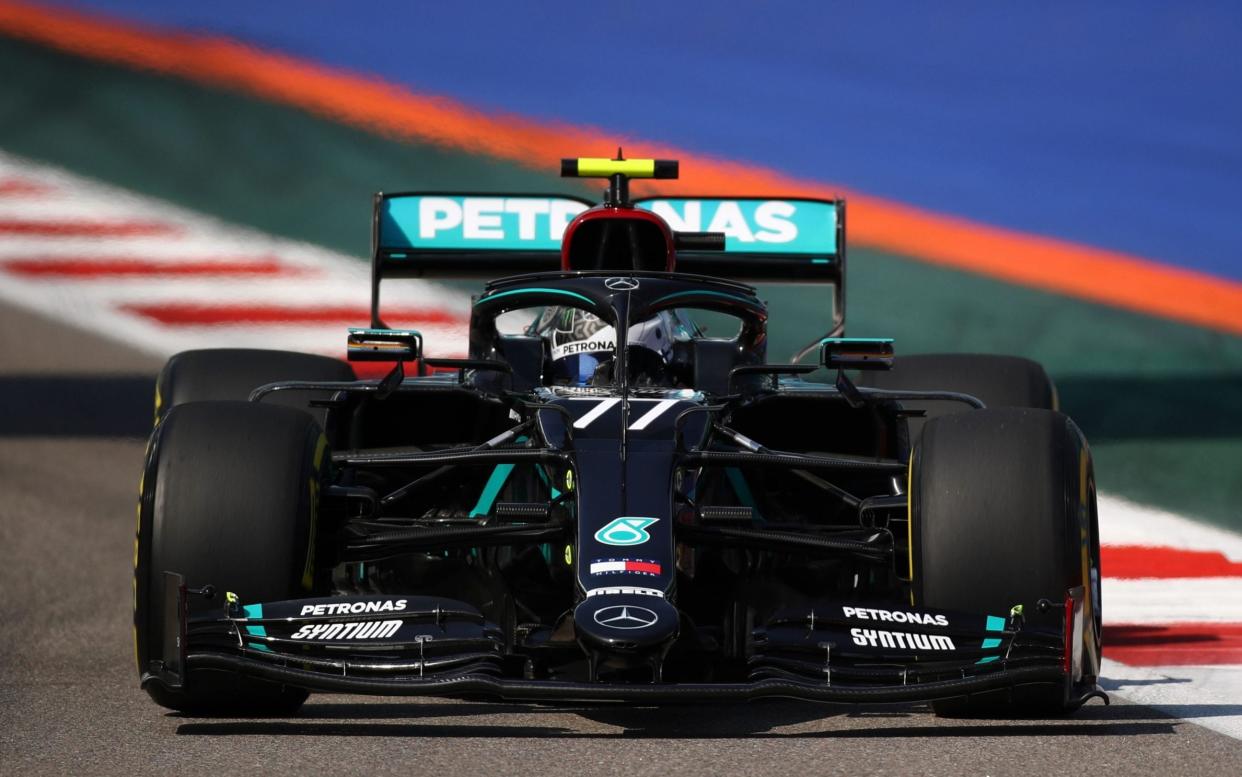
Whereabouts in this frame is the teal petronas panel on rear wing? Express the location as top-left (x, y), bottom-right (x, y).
top-left (369, 192), bottom-right (594, 326)
top-left (634, 197), bottom-right (844, 284)
top-left (636, 197), bottom-right (847, 345)
top-left (379, 194), bottom-right (593, 254)
top-left (374, 193), bottom-right (842, 280)
top-left (639, 198), bottom-right (839, 255)
top-left (374, 193), bottom-right (593, 280)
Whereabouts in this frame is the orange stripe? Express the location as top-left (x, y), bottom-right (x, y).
top-left (3, 0), bottom-right (1241, 336)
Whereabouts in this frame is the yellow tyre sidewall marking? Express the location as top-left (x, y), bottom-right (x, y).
top-left (907, 447), bottom-right (915, 605)
top-left (302, 433), bottom-right (328, 591)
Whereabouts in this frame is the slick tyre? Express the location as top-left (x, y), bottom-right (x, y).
top-left (135, 400), bottom-right (329, 714)
top-left (153, 348), bottom-right (356, 426)
top-left (858, 354), bottom-right (1056, 442)
top-left (910, 408), bottom-right (1101, 716)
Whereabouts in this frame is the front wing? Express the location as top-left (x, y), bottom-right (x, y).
top-left (143, 574), bottom-right (1105, 707)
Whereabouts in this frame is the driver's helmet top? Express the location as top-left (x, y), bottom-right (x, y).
top-left (533, 307), bottom-right (673, 386)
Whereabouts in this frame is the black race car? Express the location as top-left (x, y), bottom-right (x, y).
top-left (134, 156), bottom-right (1104, 715)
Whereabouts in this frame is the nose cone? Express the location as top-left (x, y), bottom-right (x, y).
top-left (574, 594), bottom-right (679, 651)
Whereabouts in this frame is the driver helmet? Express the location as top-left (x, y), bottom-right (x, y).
top-left (534, 307), bottom-right (673, 386)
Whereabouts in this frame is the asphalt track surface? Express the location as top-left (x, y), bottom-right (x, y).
top-left (3, 300), bottom-right (1242, 776)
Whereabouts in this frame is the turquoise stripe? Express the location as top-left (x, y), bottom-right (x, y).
top-left (534, 464), bottom-right (562, 500)
top-left (978, 614), bottom-right (1006, 655)
top-left (976, 655), bottom-right (1000, 665)
top-left (470, 434), bottom-right (536, 518)
top-left (242, 603), bottom-right (272, 653)
top-left (477, 287), bottom-right (595, 307)
top-left (533, 465), bottom-right (560, 565)
top-left (470, 462), bottom-right (516, 518)
top-left (725, 467), bottom-right (763, 522)
top-left (820, 336), bottom-right (895, 345)
top-left (652, 289), bottom-right (758, 308)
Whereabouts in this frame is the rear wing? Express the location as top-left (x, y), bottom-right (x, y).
top-left (638, 197), bottom-right (846, 340)
top-left (370, 192), bottom-right (845, 334)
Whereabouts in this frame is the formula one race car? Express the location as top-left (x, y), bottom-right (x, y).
top-left (134, 155), bottom-right (1105, 716)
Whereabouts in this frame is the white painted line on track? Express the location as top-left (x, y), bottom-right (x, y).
top-left (1099, 493), bottom-right (1242, 562)
top-left (1104, 577), bottom-right (1242, 624)
top-left (1102, 659), bottom-right (1242, 741)
top-left (0, 150), bottom-right (471, 361)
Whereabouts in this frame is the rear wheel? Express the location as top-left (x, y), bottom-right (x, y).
top-left (135, 400), bottom-right (329, 714)
top-left (859, 353), bottom-right (1056, 441)
top-left (154, 348), bottom-right (355, 425)
top-left (910, 407), bottom-right (1100, 716)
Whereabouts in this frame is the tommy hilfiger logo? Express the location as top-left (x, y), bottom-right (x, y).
top-left (589, 559), bottom-right (662, 576)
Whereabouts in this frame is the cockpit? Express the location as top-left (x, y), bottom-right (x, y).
top-left (470, 273), bottom-right (767, 394)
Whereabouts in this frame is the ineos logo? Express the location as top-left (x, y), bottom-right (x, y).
top-left (593, 605), bottom-right (658, 630)
top-left (604, 277), bottom-right (640, 291)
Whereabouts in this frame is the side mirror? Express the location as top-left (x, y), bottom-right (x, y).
top-left (820, 337), bottom-right (894, 371)
top-left (347, 328), bottom-right (423, 362)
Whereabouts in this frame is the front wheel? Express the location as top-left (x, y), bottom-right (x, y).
top-left (134, 400), bottom-right (329, 714)
top-left (910, 407), bottom-right (1101, 716)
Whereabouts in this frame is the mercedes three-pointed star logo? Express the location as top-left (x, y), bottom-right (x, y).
top-left (593, 604), bottom-right (659, 630)
top-left (604, 277), bottom-right (641, 291)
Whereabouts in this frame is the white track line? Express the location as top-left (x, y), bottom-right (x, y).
top-left (0, 150), bottom-right (471, 361)
top-left (1102, 660), bottom-right (1242, 741)
top-left (1099, 493), bottom-right (1242, 562)
top-left (1105, 578), bottom-right (1242, 624)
